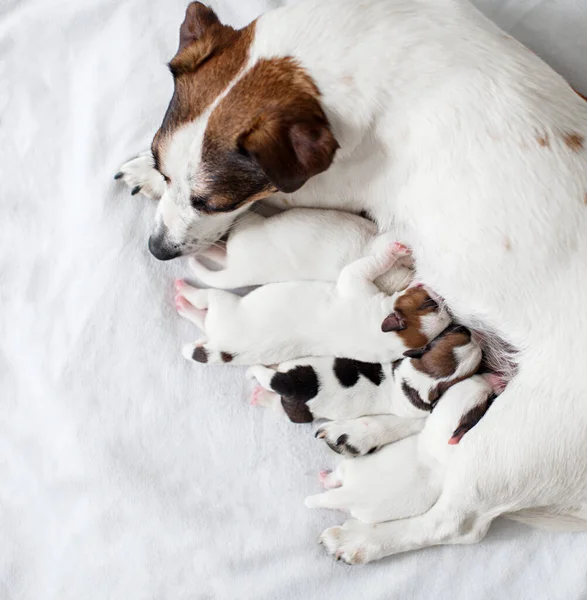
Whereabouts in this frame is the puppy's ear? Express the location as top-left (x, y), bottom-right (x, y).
top-left (381, 311), bottom-right (406, 332)
top-left (238, 99), bottom-right (339, 193)
top-left (178, 2), bottom-right (221, 51)
top-left (403, 347), bottom-right (426, 359)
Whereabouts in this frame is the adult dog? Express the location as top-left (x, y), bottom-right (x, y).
top-left (116, 0), bottom-right (587, 562)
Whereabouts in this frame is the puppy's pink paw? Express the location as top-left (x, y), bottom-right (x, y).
top-left (391, 242), bottom-right (410, 255)
top-left (174, 279), bottom-right (186, 292)
top-left (250, 385), bottom-right (265, 407)
top-left (175, 294), bottom-right (191, 312)
top-left (318, 470), bottom-right (332, 483)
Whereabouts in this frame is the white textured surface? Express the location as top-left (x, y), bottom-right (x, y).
top-left (1, 1), bottom-right (586, 599)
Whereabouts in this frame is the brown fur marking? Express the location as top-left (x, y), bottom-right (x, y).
top-left (192, 346), bottom-right (208, 363)
top-left (411, 326), bottom-right (473, 379)
top-left (220, 352), bottom-right (234, 363)
top-left (393, 287), bottom-right (442, 349)
top-left (152, 14), bottom-right (255, 162)
top-left (536, 134), bottom-right (550, 148)
top-left (563, 132), bottom-right (585, 152)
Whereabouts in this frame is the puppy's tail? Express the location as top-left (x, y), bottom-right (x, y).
top-left (504, 504), bottom-right (587, 532)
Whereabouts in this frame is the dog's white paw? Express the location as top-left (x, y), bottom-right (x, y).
top-left (315, 418), bottom-right (383, 457)
top-left (114, 151), bottom-right (166, 200)
top-left (319, 520), bottom-right (379, 565)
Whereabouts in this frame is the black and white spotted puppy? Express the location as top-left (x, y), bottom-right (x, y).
top-left (247, 324), bottom-right (483, 451)
top-left (175, 244), bottom-right (451, 366)
top-left (189, 208), bottom-right (413, 293)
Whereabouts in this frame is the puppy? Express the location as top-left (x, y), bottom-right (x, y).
top-left (175, 245), bottom-right (451, 366)
top-left (190, 208), bottom-right (413, 293)
top-left (305, 376), bottom-right (496, 527)
top-left (247, 324), bottom-right (481, 432)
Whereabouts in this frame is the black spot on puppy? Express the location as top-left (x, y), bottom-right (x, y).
top-left (333, 358), bottom-right (384, 387)
top-left (401, 380), bottom-right (432, 412)
top-left (391, 359), bottom-right (403, 377)
top-left (270, 366), bottom-right (320, 424)
top-left (220, 351), bottom-right (234, 363)
top-left (192, 346), bottom-right (209, 363)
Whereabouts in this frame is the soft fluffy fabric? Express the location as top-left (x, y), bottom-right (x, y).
top-left (1, 0), bottom-right (586, 598)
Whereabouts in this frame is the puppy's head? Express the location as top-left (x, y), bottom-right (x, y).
top-left (403, 324), bottom-right (482, 382)
top-left (381, 287), bottom-right (452, 349)
top-left (147, 2), bottom-right (339, 260)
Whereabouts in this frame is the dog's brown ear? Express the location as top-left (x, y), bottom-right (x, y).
top-left (238, 99), bottom-right (339, 193)
top-left (381, 311), bottom-right (407, 332)
top-left (178, 2), bottom-right (221, 51)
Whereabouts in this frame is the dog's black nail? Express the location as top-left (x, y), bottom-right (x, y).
top-left (315, 429), bottom-right (324, 438)
top-left (131, 186), bottom-right (141, 195)
top-left (114, 172), bottom-right (123, 180)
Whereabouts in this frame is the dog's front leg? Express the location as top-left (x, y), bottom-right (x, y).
top-left (319, 494), bottom-right (493, 565)
top-left (114, 151), bottom-right (166, 200)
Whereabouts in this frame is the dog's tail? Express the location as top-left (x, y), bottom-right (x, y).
top-left (504, 504), bottom-right (587, 532)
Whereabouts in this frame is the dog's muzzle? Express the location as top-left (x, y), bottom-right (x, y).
top-left (148, 232), bottom-right (182, 261)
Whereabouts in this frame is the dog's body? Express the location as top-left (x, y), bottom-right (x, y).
top-left (190, 208), bottom-right (413, 292)
top-left (176, 246), bottom-right (451, 365)
top-left (117, 0), bottom-right (587, 562)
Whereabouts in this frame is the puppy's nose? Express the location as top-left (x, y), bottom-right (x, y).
top-left (148, 234), bottom-right (182, 261)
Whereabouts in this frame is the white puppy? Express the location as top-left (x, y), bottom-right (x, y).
top-left (305, 376), bottom-right (495, 530)
top-left (190, 208), bottom-right (413, 293)
top-left (175, 245), bottom-right (451, 366)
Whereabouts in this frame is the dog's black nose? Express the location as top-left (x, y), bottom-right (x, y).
top-left (148, 234), bottom-right (182, 261)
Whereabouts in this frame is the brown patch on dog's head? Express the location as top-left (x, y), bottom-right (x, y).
top-left (204, 57), bottom-right (339, 201)
top-left (562, 132), bottom-right (585, 153)
top-left (536, 134), bottom-right (550, 148)
top-left (147, 5), bottom-right (339, 257)
top-left (153, 4), bottom-right (255, 167)
top-left (407, 324), bottom-right (476, 379)
top-left (383, 287), bottom-right (445, 349)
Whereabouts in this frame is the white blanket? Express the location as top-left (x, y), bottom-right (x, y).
top-left (1, 1), bottom-right (586, 598)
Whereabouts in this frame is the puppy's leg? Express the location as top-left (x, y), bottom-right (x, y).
top-left (188, 257), bottom-right (251, 290)
top-left (246, 365), bottom-right (278, 390)
top-left (337, 243), bottom-right (410, 297)
top-left (315, 415), bottom-right (426, 457)
top-left (114, 151), bottom-right (166, 200)
top-left (175, 295), bottom-right (207, 330)
top-left (174, 280), bottom-right (210, 309)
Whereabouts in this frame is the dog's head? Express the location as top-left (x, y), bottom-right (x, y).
top-left (147, 2), bottom-right (339, 260)
top-left (381, 286), bottom-right (452, 349)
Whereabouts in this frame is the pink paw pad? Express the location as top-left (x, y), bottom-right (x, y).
top-left (318, 469), bottom-right (332, 483)
top-left (392, 242), bottom-right (410, 254)
top-left (175, 294), bottom-right (190, 311)
top-left (250, 385), bottom-right (265, 407)
top-left (174, 279), bottom-right (185, 291)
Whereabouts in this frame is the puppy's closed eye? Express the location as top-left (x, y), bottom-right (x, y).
top-left (420, 297), bottom-right (439, 310)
